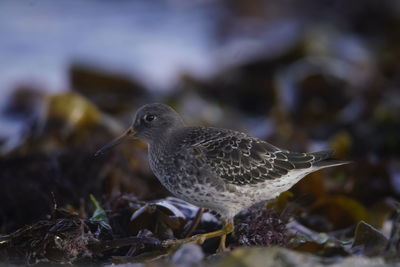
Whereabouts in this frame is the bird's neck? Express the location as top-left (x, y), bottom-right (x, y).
top-left (148, 125), bottom-right (183, 149)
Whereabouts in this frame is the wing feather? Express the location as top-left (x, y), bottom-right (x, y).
top-left (180, 127), bottom-right (336, 186)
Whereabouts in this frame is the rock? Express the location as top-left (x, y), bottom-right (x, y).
top-left (171, 243), bottom-right (204, 267)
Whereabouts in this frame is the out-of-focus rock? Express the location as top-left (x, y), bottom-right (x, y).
top-left (2, 86), bottom-right (45, 120)
top-left (46, 92), bottom-right (101, 131)
top-left (0, 87), bottom-right (46, 153)
top-left (0, 150), bottom-right (107, 233)
top-left (70, 64), bottom-right (147, 114)
top-left (329, 131), bottom-right (352, 159)
top-left (291, 171), bottom-right (326, 202)
top-left (215, 246), bottom-right (385, 267)
top-left (281, 59), bottom-right (352, 133)
top-left (351, 158), bottom-right (392, 206)
top-left (171, 243), bottom-right (204, 266)
top-left (309, 195), bottom-right (368, 231)
top-left (180, 56), bottom-right (283, 116)
top-left (351, 221), bottom-right (388, 257)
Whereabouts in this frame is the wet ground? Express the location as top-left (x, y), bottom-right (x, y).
top-left (0, 0), bottom-right (400, 266)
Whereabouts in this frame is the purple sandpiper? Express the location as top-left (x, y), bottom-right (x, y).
top-left (96, 103), bottom-right (349, 251)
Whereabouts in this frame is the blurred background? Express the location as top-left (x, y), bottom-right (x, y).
top-left (0, 0), bottom-right (400, 250)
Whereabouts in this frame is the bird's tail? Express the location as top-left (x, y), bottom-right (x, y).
top-left (310, 150), bottom-right (351, 168)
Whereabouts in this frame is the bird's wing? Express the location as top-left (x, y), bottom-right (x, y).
top-left (187, 127), bottom-right (328, 185)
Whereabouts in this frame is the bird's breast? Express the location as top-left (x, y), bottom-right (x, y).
top-left (148, 144), bottom-right (183, 185)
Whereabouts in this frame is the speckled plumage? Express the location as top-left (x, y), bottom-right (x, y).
top-left (125, 103), bottom-right (349, 220)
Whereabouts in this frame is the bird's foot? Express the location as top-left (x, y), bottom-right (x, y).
top-left (217, 221), bottom-right (234, 252)
top-left (161, 220), bottom-right (234, 253)
top-left (216, 233), bottom-right (229, 253)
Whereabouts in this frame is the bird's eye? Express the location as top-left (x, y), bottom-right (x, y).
top-left (144, 114), bottom-right (155, 122)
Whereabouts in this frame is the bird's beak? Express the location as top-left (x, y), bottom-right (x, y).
top-left (95, 126), bottom-right (136, 156)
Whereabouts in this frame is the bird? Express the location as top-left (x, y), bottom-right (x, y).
top-left (95, 103), bottom-right (350, 251)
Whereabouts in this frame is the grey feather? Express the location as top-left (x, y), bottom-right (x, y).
top-left (176, 127), bottom-right (348, 186)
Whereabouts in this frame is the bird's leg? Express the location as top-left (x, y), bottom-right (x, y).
top-left (217, 219), bottom-right (234, 252)
top-left (162, 218), bottom-right (234, 253)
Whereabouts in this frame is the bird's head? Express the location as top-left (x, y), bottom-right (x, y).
top-left (131, 103), bottom-right (184, 142)
top-left (95, 103), bottom-right (184, 156)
